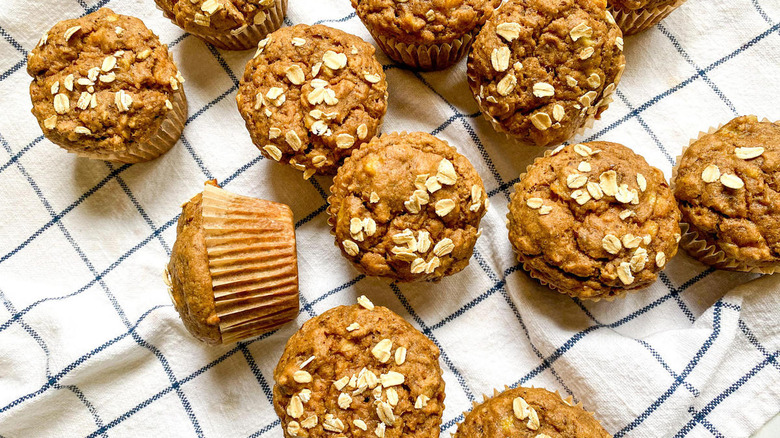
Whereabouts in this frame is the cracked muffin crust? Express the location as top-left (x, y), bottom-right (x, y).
top-left (673, 116), bottom-right (780, 272)
top-left (467, 0), bottom-right (625, 147)
top-left (155, 0), bottom-right (286, 50)
top-left (237, 24), bottom-right (388, 177)
top-left (167, 181), bottom-right (299, 345)
top-left (455, 386), bottom-right (611, 438)
top-left (273, 297), bottom-right (445, 438)
top-left (27, 8), bottom-right (186, 163)
top-left (507, 141), bottom-right (681, 300)
top-left (351, 0), bottom-right (501, 70)
top-left (328, 132), bottom-right (488, 282)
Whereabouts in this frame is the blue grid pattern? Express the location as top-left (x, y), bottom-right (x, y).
top-left (0, 0), bottom-right (779, 436)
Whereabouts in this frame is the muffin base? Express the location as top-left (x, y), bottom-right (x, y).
top-left (671, 120), bottom-right (779, 274)
top-left (370, 27), bottom-right (478, 71)
top-left (71, 87), bottom-right (187, 163)
top-left (156, 0), bottom-right (287, 51)
top-left (608, 0), bottom-right (687, 36)
top-left (200, 184), bottom-right (299, 344)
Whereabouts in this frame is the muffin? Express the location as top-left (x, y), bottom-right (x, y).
top-left (237, 24), bottom-right (388, 178)
top-left (455, 386), bottom-right (610, 437)
top-left (27, 8), bottom-right (187, 163)
top-left (673, 116), bottom-right (780, 273)
top-left (467, 0), bottom-right (625, 147)
top-left (608, 0), bottom-right (687, 36)
top-left (351, 0), bottom-right (501, 70)
top-left (328, 132), bottom-right (488, 282)
top-left (507, 141), bottom-right (681, 300)
top-left (166, 181), bottom-right (299, 345)
top-left (154, 0), bottom-right (287, 50)
top-left (273, 296), bottom-right (445, 437)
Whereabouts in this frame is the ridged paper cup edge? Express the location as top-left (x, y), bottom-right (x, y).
top-left (608, 0), bottom-right (687, 36)
top-left (369, 27), bottom-right (478, 71)
top-left (201, 184), bottom-right (299, 344)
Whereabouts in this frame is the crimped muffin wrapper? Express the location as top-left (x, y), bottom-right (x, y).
top-left (671, 119), bottom-right (778, 274)
top-left (608, 0), bottom-right (687, 36)
top-left (201, 184), bottom-right (299, 344)
top-left (507, 146), bottom-right (660, 301)
top-left (369, 27), bottom-right (478, 71)
top-left (156, 0), bottom-right (287, 51)
top-left (72, 87), bottom-right (187, 163)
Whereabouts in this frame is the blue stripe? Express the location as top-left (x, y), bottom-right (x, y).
top-left (107, 162), bottom-right (171, 255)
top-left (657, 23), bottom-right (738, 116)
top-left (389, 283), bottom-right (476, 402)
top-left (675, 350), bottom-right (779, 437)
top-left (614, 302), bottom-right (725, 437)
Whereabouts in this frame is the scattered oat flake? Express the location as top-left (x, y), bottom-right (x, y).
top-left (735, 146), bottom-right (764, 159)
top-left (357, 295), bottom-right (374, 310)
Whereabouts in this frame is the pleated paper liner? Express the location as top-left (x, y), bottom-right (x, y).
top-left (370, 27), bottom-right (478, 71)
top-left (455, 386), bottom-right (603, 435)
top-left (155, 0), bottom-right (287, 51)
top-left (671, 118), bottom-right (779, 274)
top-left (201, 183), bottom-right (299, 344)
top-left (608, 0), bottom-right (687, 36)
top-left (506, 145), bottom-right (663, 302)
top-left (72, 87), bottom-right (187, 163)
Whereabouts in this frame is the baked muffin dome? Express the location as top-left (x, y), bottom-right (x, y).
top-left (455, 386), bottom-right (610, 437)
top-left (328, 132), bottom-right (488, 282)
top-left (237, 24), bottom-right (388, 178)
top-left (673, 116), bottom-right (780, 273)
top-left (467, 0), bottom-right (625, 147)
top-left (27, 8), bottom-right (186, 163)
top-left (507, 141), bottom-right (680, 300)
top-left (273, 297), bottom-right (445, 437)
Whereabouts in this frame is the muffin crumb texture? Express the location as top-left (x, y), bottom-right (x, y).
top-left (27, 8), bottom-right (183, 160)
top-left (468, 0), bottom-right (625, 147)
top-left (238, 24), bottom-right (388, 176)
top-left (508, 141), bottom-right (680, 300)
top-left (674, 115), bottom-right (780, 271)
top-left (328, 132), bottom-right (487, 282)
top-left (273, 299), bottom-right (445, 437)
top-left (455, 386), bottom-right (611, 437)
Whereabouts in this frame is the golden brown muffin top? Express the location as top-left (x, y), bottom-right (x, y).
top-left (273, 300), bottom-right (445, 437)
top-left (467, 0), bottom-right (625, 147)
top-left (237, 24), bottom-right (388, 177)
top-left (328, 131), bottom-right (487, 282)
top-left (167, 190), bottom-right (222, 345)
top-left (455, 386), bottom-right (611, 437)
top-left (27, 8), bottom-right (182, 158)
top-left (157, 0), bottom-right (277, 36)
top-left (351, 0), bottom-right (502, 46)
top-left (507, 141), bottom-right (680, 300)
top-left (608, 0), bottom-right (680, 11)
top-left (674, 116), bottom-right (780, 270)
